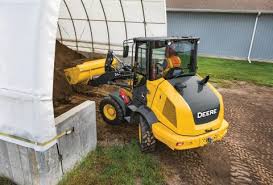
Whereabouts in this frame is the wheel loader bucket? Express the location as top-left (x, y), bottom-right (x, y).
top-left (64, 58), bottom-right (117, 85)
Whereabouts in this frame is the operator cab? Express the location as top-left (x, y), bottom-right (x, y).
top-left (123, 37), bottom-right (199, 106)
top-left (124, 37), bottom-right (199, 87)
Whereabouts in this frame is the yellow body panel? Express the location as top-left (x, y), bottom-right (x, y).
top-left (152, 119), bottom-right (228, 150)
top-left (145, 75), bottom-right (228, 150)
top-left (148, 77), bottom-right (224, 136)
top-left (146, 78), bottom-right (165, 108)
top-left (64, 58), bottom-right (117, 85)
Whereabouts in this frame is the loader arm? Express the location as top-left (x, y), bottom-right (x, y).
top-left (64, 51), bottom-right (132, 86)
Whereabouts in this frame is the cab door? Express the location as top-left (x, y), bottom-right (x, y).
top-left (132, 40), bottom-right (166, 109)
top-left (146, 42), bottom-right (166, 108)
top-left (132, 42), bottom-right (148, 107)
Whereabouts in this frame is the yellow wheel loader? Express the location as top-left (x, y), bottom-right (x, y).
top-left (64, 37), bottom-right (229, 152)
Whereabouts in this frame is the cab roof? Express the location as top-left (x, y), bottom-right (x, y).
top-left (133, 36), bottom-right (200, 42)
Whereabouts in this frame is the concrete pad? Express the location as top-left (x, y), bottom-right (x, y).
top-left (55, 101), bottom-right (97, 173)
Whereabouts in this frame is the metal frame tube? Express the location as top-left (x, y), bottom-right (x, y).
top-left (140, 0), bottom-right (147, 37)
top-left (63, 0), bottom-right (78, 51)
top-left (119, 0), bottom-right (128, 40)
top-left (80, 0), bottom-right (95, 52)
top-left (57, 23), bottom-right (63, 43)
top-left (99, 0), bottom-right (111, 50)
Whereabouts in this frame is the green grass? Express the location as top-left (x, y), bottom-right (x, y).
top-left (198, 57), bottom-right (273, 87)
top-left (0, 177), bottom-right (16, 185)
top-left (59, 141), bottom-right (164, 185)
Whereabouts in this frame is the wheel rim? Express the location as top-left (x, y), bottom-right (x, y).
top-left (103, 104), bottom-right (117, 121)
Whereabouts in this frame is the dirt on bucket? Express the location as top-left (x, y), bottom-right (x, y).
top-left (53, 41), bottom-right (85, 105)
top-left (53, 41), bottom-right (108, 116)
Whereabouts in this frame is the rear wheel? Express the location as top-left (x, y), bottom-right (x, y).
top-left (138, 115), bottom-right (156, 152)
top-left (100, 96), bottom-right (124, 125)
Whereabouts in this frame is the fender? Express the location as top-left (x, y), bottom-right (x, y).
top-left (109, 91), bottom-right (127, 115)
top-left (135, 105), bottom-right (158, 127)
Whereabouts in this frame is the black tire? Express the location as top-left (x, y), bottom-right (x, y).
top-left (138, 115), bottom-right (156, 152)
top-left (99, 96), bottom-right (124, 125)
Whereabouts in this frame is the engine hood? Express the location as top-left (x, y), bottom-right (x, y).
top-left (168, 76), bottom-right (220, 125)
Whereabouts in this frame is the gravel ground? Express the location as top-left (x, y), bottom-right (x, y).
top-left (157, 82), bottom-right (273, 185)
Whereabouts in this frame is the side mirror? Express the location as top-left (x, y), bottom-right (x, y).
top-left (123, 45), bottom-right (129, 58)
top-left (199, 75), bottom-right (210, 85)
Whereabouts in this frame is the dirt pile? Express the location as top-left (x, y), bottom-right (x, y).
top-left (53, 41), bottom-right (85, 105)
top-left (53, 41), bottom-right (107, 112)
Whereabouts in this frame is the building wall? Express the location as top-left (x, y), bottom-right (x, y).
top-left (251, 14), bottom-right (273, 61)
top-left (167, 11), bottom-right (273, 62)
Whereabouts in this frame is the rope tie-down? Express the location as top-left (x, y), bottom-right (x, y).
top-left (0, 127), bottom-right (74, 147)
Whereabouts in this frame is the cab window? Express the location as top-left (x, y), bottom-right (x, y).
top-left (136, 43), bottom-right (147, 75)
top-left (150, 46), bottom-right (166, 80)
top-left (174, 41), bottom-right (195, 74)
top-left (134, 43), bottom-right (147, 87)
top-left (150, 40), bottom-right (197, 80)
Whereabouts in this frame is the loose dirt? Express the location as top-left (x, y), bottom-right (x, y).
top-left (53, 41), bottom-right (105, 116)
top-left (53, 43), bottom-right (273, 184)
top-left (53, 41), bottom-right (85, 106)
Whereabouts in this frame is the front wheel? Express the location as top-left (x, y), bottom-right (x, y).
top-left (99, 96), bottom-right (124, 125)
top-left (138, 115), bottom-right (156, 152)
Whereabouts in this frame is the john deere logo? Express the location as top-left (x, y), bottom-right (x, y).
top-left (197, 109), bottom-right (217, 119)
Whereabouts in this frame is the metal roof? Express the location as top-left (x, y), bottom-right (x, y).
top-left (166, 0), bottom-right (273, 13)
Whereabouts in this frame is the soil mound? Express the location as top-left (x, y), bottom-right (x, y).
top-left (53, 41), bottom-right (106, 107)
top-left (53, 41), bottom-right (85, 105)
